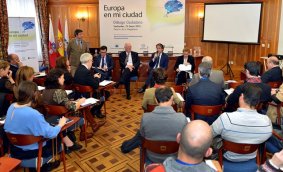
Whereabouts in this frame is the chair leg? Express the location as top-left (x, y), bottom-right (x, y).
top-left (60, 133), bottom-right (67, 172)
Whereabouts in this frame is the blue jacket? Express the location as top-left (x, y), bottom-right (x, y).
top-left (149, 52), bottom-right (169, 69)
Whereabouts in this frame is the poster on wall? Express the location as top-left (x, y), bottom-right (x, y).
top-left (8, 17), bottom-right (39, 72)
top-left (99, 0), bottom-right (185, 54)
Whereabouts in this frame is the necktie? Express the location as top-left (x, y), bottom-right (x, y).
top-left (101, 57), bottom-right (105, 68)
top-left (155, 55), bottom-right (160, 68)
top-left (125, 53), bottom-right (129, 64)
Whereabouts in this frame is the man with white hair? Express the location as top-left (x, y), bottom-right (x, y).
top-left (190, 56), bottom-right (224, 88)
top-left (261, 56), bottom-right (282, 83)
top-left (74, 53), bottom-right (105, 119)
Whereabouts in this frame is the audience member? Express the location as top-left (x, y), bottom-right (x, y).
top-left (67, 29), bottom-right (90, 76)
top-left (186, 62), bottom-right (225, 124)
top-left (4, 81), bottom-right (66, 170)
top-left (55, 56), bottom-right (73, 86)
top-left (114, 42), bottom-right (140, 100)
top-left (163, 120), bottom-right (215, 172)
top-left (212, 83), bottom-right (272, 171)
top-left (7, 54), bottom-right (23, 80)
top-left (93, 45), bottom-right (114, 81)
top-left (190, 56), bottom-right (224, 88)
top-left (14, 66), bottom-right (34, 100)
top-left (226, 61), bottom-right (271, 111)
top-left (138, 43), bottom-right (168, 93)
top-left (74, 53), bottom-right (105, 119)
top-left (258, 149), bottom-right (283, 172)
top-left (267, 83), bottom-right (283, 126)
top-left (261, 56), bottom-right (282, 83)
top-left (142, 68), bottom-right (182, 111)
top-left (140, 87), bottom-right (187, 163)
top-left (174, 47), bottom-right (195, 85)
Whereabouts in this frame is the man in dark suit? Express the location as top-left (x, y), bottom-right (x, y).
top-left (261, 56), bottom-right (282, 83)
top-left (174, 47), bottom-right (195, 85)
top-left (74, 53), bottom-right (105, 118)
top-left (114, 42), bottom-right (140, 100)
top-left (7, 54), bottom-right (23, 79)
top-left (186, 62), bottom-right (225, 124)
top-left (138, 43), bottom-right (169, 93)
top-left (93, 45), bottom-right (114, 81)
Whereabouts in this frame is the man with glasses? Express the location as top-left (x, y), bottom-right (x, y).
top-left (93, 45), bottom-right (114, 81)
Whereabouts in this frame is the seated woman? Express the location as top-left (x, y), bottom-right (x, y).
top-left (55, 56), bottom-right (73, 87)
top-left (174, 48), bottom-right (195, 85)
top-left (0, 60), bottom-right (16, 117)
top-left (13, 66), bottom-right (34, 99)
top-left (42, 69), bottom-right (97, 143)
top-left (4, 81), bottom-right (66, 170)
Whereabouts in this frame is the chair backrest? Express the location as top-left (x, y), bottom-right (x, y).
top-left (190, 104), bottom-right (223, 120)
top-left (5, 93), bottom-right (14, 104)
top-left (33, 77), bottom-right (46, 86)
top-left (140, 137), bottom-right (179, 172)
top-left (172, 85), bottom-right (184, 94)
top-left (44, 104), bottom-right (70, 116)
top-left (268, 81), bottom-right (282, 88)
top-left (6, 133), bottom-right (44, 172)
top-left (228, 81), bottom-right (243, 89)
top-left (218, 139), bottom-right (261, 166)
top-left (73, 84), bottom-right (94, 97)
top-left (145, 104), bottom-right (178, 113)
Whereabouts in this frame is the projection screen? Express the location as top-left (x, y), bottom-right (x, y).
top-left (202, 3), bottom-right (262, 44)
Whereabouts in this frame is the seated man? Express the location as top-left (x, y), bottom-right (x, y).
top-left (163, 120), bottom-right (215, 172)
top-left (261, 56), bottom-right (282, 83)
top-left (226, 61), bottom-right (271, 112)
top-left (190, 56), bottom-right (224, 88)
top-left (93, 45), bottom-right (114, 81)
top-left (142, 68), bottom-right (182, 111)
top-left (174, 47), bottom-right (195, 85)
top-left (186, 62), bottom-right (225, 124)
top-left (138, 43), bottom-right (169, 93)
top-left (212, 83), bottom-right (272, 171)
top-left (114, 42), bottom-right (140, 100)
top-left (7, 53), bottom-right (23, 80)
top-left (140, 87), bottom-right (187, 163)
top-left (74, 53), bottom-right (105, 118)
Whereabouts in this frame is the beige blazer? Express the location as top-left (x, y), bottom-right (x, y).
top-left (267, 84), bottom-right (283, 124)
top-left (67, 38), bottom-right (89, 67)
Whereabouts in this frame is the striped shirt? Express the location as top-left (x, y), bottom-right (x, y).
top-left (211, 108), bottom-right (272, 162)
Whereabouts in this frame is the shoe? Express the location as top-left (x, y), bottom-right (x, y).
top-left (114, 82), bottom-right (120, 88)
top-left (96, 112), bottom-right (106, 119)
top-left (138, 87), bottom-right (145, 93)
top-left (68, 142), bottom-right (82, 151)
top-left (127, 95), bottom-right (131, 100)
top-left (80, 132), bottom-right (94, 141)
top-left (41, 160), bottom-right (60, 171)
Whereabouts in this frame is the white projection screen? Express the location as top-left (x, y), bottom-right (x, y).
top-left (202, 3), bottom-right (262, 44)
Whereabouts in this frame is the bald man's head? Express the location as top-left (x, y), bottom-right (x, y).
top-left (202, 56), bottom-right (213, 65)
top-left (179, 120), bottom-right (213, 159)
top-left (267, 56), bottom-right (279, 69)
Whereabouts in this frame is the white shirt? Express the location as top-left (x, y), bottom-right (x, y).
top-left (126, 52), bottom-right (133, 66)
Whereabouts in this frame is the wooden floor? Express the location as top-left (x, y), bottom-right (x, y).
top-left (53, 89), bottom-right (144, 172)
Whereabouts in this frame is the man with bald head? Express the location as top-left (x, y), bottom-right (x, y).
top-left (261, 56), bottom-right (282, 83)
top-left (7, 54), bottom-right (23, 79)
top-left (163, 120), bottom-right (215, 172)
top-left (114, 42), bottom-right (140, 100)
top-left (190, 56), bottom-right (224, 88)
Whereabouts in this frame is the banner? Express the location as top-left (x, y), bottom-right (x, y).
top-left (49, 16), bottom-right (57, 68)
top-left (99, 0), bottom-right (185, 54)
top-left (64, 18), bottom-right (69, 57)
top-left (8, 17), bottom-right (39, 72)
top-left (57, 19), bottom-right (64, 57)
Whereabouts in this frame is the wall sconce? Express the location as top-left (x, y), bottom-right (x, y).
top-left (76, 12), bottom-right (88, 22)
top-left (198, 11), bottom-right (204, 20)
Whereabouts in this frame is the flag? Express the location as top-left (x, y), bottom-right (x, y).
top-left (64, 18), bottom-right (69, 57)
top-left (48, 15), bottom-right (57, 68)
top-left (57, 19), bottom-right (64, 57)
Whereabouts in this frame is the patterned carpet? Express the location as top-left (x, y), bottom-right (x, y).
top-left (53, 89), bottom-right (144, 172)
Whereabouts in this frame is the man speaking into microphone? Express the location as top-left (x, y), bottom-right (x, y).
top-left (138, 43), bottom-right (169, 93)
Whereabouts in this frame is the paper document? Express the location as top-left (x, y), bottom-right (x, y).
top-left (205, 160), bottom-right (217, 171)
top-left (65, 90), bottom-right (73, 95)
top-left (224, 88), bottom-right (234, 95)
top-left (178, 64), bottom-right (191, 71)
top-left (176, 93), bottom-right (184, 101)
top-left (38, 86), bottom-right (45, 91)
top-left (81, 98), bottom-right (99, 107)
top-left (34, 72), bottom-right (46, 78)
top-left (225, 80), bottom-right (237, 83)
top-left (99, 80), bottom-right (113, 86)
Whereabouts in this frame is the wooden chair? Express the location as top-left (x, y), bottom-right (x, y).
top-left (218, 140), bottom-right (263, 166)
top-left (228, 81), bottom-right (243, 89)
top-left (268, 81), bottom-right (282, 88)
top-left (73, 84), bottom-right (94, 98)
top-left (190, 104), bottom-right (223, 120)
top-left (6, 133), bottom-right (45, 172)
top-left (33, 77), bottom-right (46, 86)
top-left (172, 85), bottom-right (184, 95)
top-left (145, 104), bottom-right (178, 113)
top-left (140, 137), bottom-right (179, 172)
top-left (268, 102), bottom-right (283, 126)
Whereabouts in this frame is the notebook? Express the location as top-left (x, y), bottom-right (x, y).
top-left (50, 118), bottom-right (73, 126)
top-left (80, 98), bottom-right (99, 107)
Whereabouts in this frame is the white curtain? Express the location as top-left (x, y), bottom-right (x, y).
top-left (7, 0), bottom-right (43, 60)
